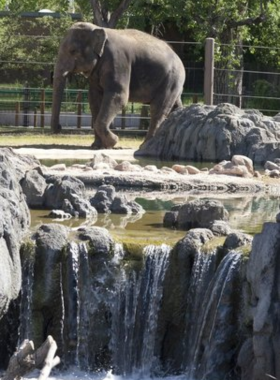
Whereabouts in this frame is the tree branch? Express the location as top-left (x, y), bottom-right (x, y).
top-left (228, 13), bottom-right (267, 28)
top-left (108, 0), bottom-right (133, 28)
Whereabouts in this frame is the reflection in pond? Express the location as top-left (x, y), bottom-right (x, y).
top-left (30, 194), bottom-right (280, 244)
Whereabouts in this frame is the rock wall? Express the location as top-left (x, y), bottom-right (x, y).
top-left (136, 103), bottom-right (280, 163)
top-left (0, 149), bottom-right (36, 317)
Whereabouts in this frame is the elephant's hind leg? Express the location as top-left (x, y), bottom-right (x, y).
top-left (144, 97), bottom-right (176, 142)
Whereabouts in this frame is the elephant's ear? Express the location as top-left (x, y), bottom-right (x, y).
top-left (92, 28), bottom-right (107, 57)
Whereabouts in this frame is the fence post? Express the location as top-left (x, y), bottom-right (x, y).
top-left (34, 108), bottom-right (37, 128)
top-left (23, 83), bottom-right (29, 127)
top-left (204, 38), bottom-right (215, 105)
top-left (15, 102), bottom-right (20, 127)
top-left (40, 89), bottom-right (45, 128)
top-left (77, 90), bottom-right (82, 129)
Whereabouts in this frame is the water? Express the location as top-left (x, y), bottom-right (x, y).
top-left (30, 194), bottom-right (280, 242)
top-left (25, 369), bottom-right (188, 380)
top-left (111, 245), bottom-right (170, 376)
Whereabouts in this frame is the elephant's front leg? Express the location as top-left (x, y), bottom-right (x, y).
top-left (93, 91), bottom-right (127, 149)
top-left (88, 85), bottom-right (103, 149)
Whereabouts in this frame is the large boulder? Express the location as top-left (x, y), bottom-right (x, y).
top-left (136, 103), bottom-right (280, 163)
top-left (44, 175), bottom-right (97, 218)
top-left (164, 199), bottom-right (229, 230)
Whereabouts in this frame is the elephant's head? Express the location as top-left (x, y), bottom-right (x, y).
top-left (51, 22), bottom-right (107, 133)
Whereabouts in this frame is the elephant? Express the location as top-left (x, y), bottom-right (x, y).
top-left (51, 22), bottom-right (186, 149)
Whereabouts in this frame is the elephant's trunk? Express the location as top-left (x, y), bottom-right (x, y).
top-left (51, 63), bottom-right (68, 133)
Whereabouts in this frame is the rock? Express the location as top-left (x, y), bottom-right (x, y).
top-left (114, 161), bottom-right (133, 171)
top-left (70, 194), bottom-right (98, 218)
top-left (168, 199), bottom-right (229, 230)
top-left (110, 194), bottom-right (144, 215)
top-left (136, 103), bottom-right (280, 163)
top-left (223, 232), bottom-right (252, 251)
top-left (163, 210), bottom-right (179, 228)
top-left (161, 166), bottom-right (176, 173)
top-left (209, 158), bottom-right (253, 178)
top-left (88, 152), bottom-right (117, 169)
top-left (48, 209), bottom-right (72, 219)
top-left (144, 165), bottom-right (158, 172)
top-left (0, 149), bottom-right (31, 319)
top-left (231, 155), bottom-right (254, 175)
top-left (49, 163), bottom-right (67, 171)
top-left (77, 226), bottom-right (114, 254)
top-left (210, 220), bottom-right (232, 236)
top-left (244, 222), bottom-right (280, 380)
top-left (62, 199), bottom-right (78, 217)
top-left (44, 175), bottom-right (85, 209)
top-left (90, 185), bottom-right (116, 213)
top-left (264, 160), bottom-right (279, 171)
top-left (185, 165), bottom-right (200, 174)
top-left (172, 164), bottom-right (188, 174)
top-left (268, 169), bottom-right (280, 178)
top-left (21, 168), bottom-right (47, 208)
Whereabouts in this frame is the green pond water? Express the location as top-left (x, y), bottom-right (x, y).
top-left (30, 193), bottom-right (280, 245)
top-left (33, 157), bottom-right (277, 244)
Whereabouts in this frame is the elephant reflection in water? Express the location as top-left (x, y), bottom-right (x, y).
top-left (51, 22), bottom-right (185, 149)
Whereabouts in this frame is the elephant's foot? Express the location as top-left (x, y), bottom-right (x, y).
top-left (91, 140), bottom-right (103, 150)
top-left (91, 131), bottom-right (119, 149)
top-left (101, 131), bottom-right (119, 149)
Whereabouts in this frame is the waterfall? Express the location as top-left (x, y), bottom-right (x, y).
top-left (185, 251), bottom-right (242, 379)
top-left (17, 231), bottom-right (245, 380)
top-left (182, 250), bottom-right (217, 369)
top-left (18, 247), bottom-right (35, 344)
top-left (110, 244), bottom-right (171, 376)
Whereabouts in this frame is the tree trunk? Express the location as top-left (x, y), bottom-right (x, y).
top-left (89, 0), bottom-right (133, 28)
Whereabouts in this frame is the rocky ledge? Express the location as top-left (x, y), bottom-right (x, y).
top-left (40, 151), bottom-right (279, 195)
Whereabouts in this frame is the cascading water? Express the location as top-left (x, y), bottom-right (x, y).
top-left (18, 247), bottom-right (35, 344)
top-left (110, 244), bottom-right (170, 376)
top-left (17, 227), bottom-right (247, 380)
top-left (185, 251), bottom-right (243, 380)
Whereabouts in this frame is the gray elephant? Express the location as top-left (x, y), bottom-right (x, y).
top-left (51, 22), bottom-right (185, 149)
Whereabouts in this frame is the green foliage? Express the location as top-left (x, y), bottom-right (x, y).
top-left (247, 79), bottom-right (280, 114)
top-left (0, 15), bottom-right (73, 86)
top-left (6, 0), bottom-right (69, 13)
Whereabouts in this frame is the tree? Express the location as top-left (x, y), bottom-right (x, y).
top-left (182, 0), bottom-right (278, 106)
top-left (0, 15), bottom-right (73, 86)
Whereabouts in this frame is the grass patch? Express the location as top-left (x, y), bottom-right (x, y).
top-left (0, 128), bottom-right (143, 150)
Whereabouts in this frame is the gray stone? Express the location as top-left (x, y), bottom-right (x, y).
top-left (48, 209), bottom-right (72, 219)
top-left (0, 149), bottom-right (32, 319)
top-left (44, 175), bottom-right (86, 209)
top-left (209, 220), bottom-right (232, 236)
top-left (163, 211), bottom-right (179, 228)
top-left (77, 226), bottom-right (114, 255)
top-left (21, 168), bottom-right (47, 208)
top-left (88, 152), bottom-right (117, 169)
top-left (223, 232), bottom-right (252, 251)
top-left (244, 222), bottom-right (280, 380)
top-left (136, 103), bottom-right (280, 163)
top-left (176, 199), bottom-right (229, 230)
top-left (110, 194), bottom-right (144, 215)
top-left (90, 185), bottom-right (116, 213)
top-left (70, 194), bottom-right (98, 218)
